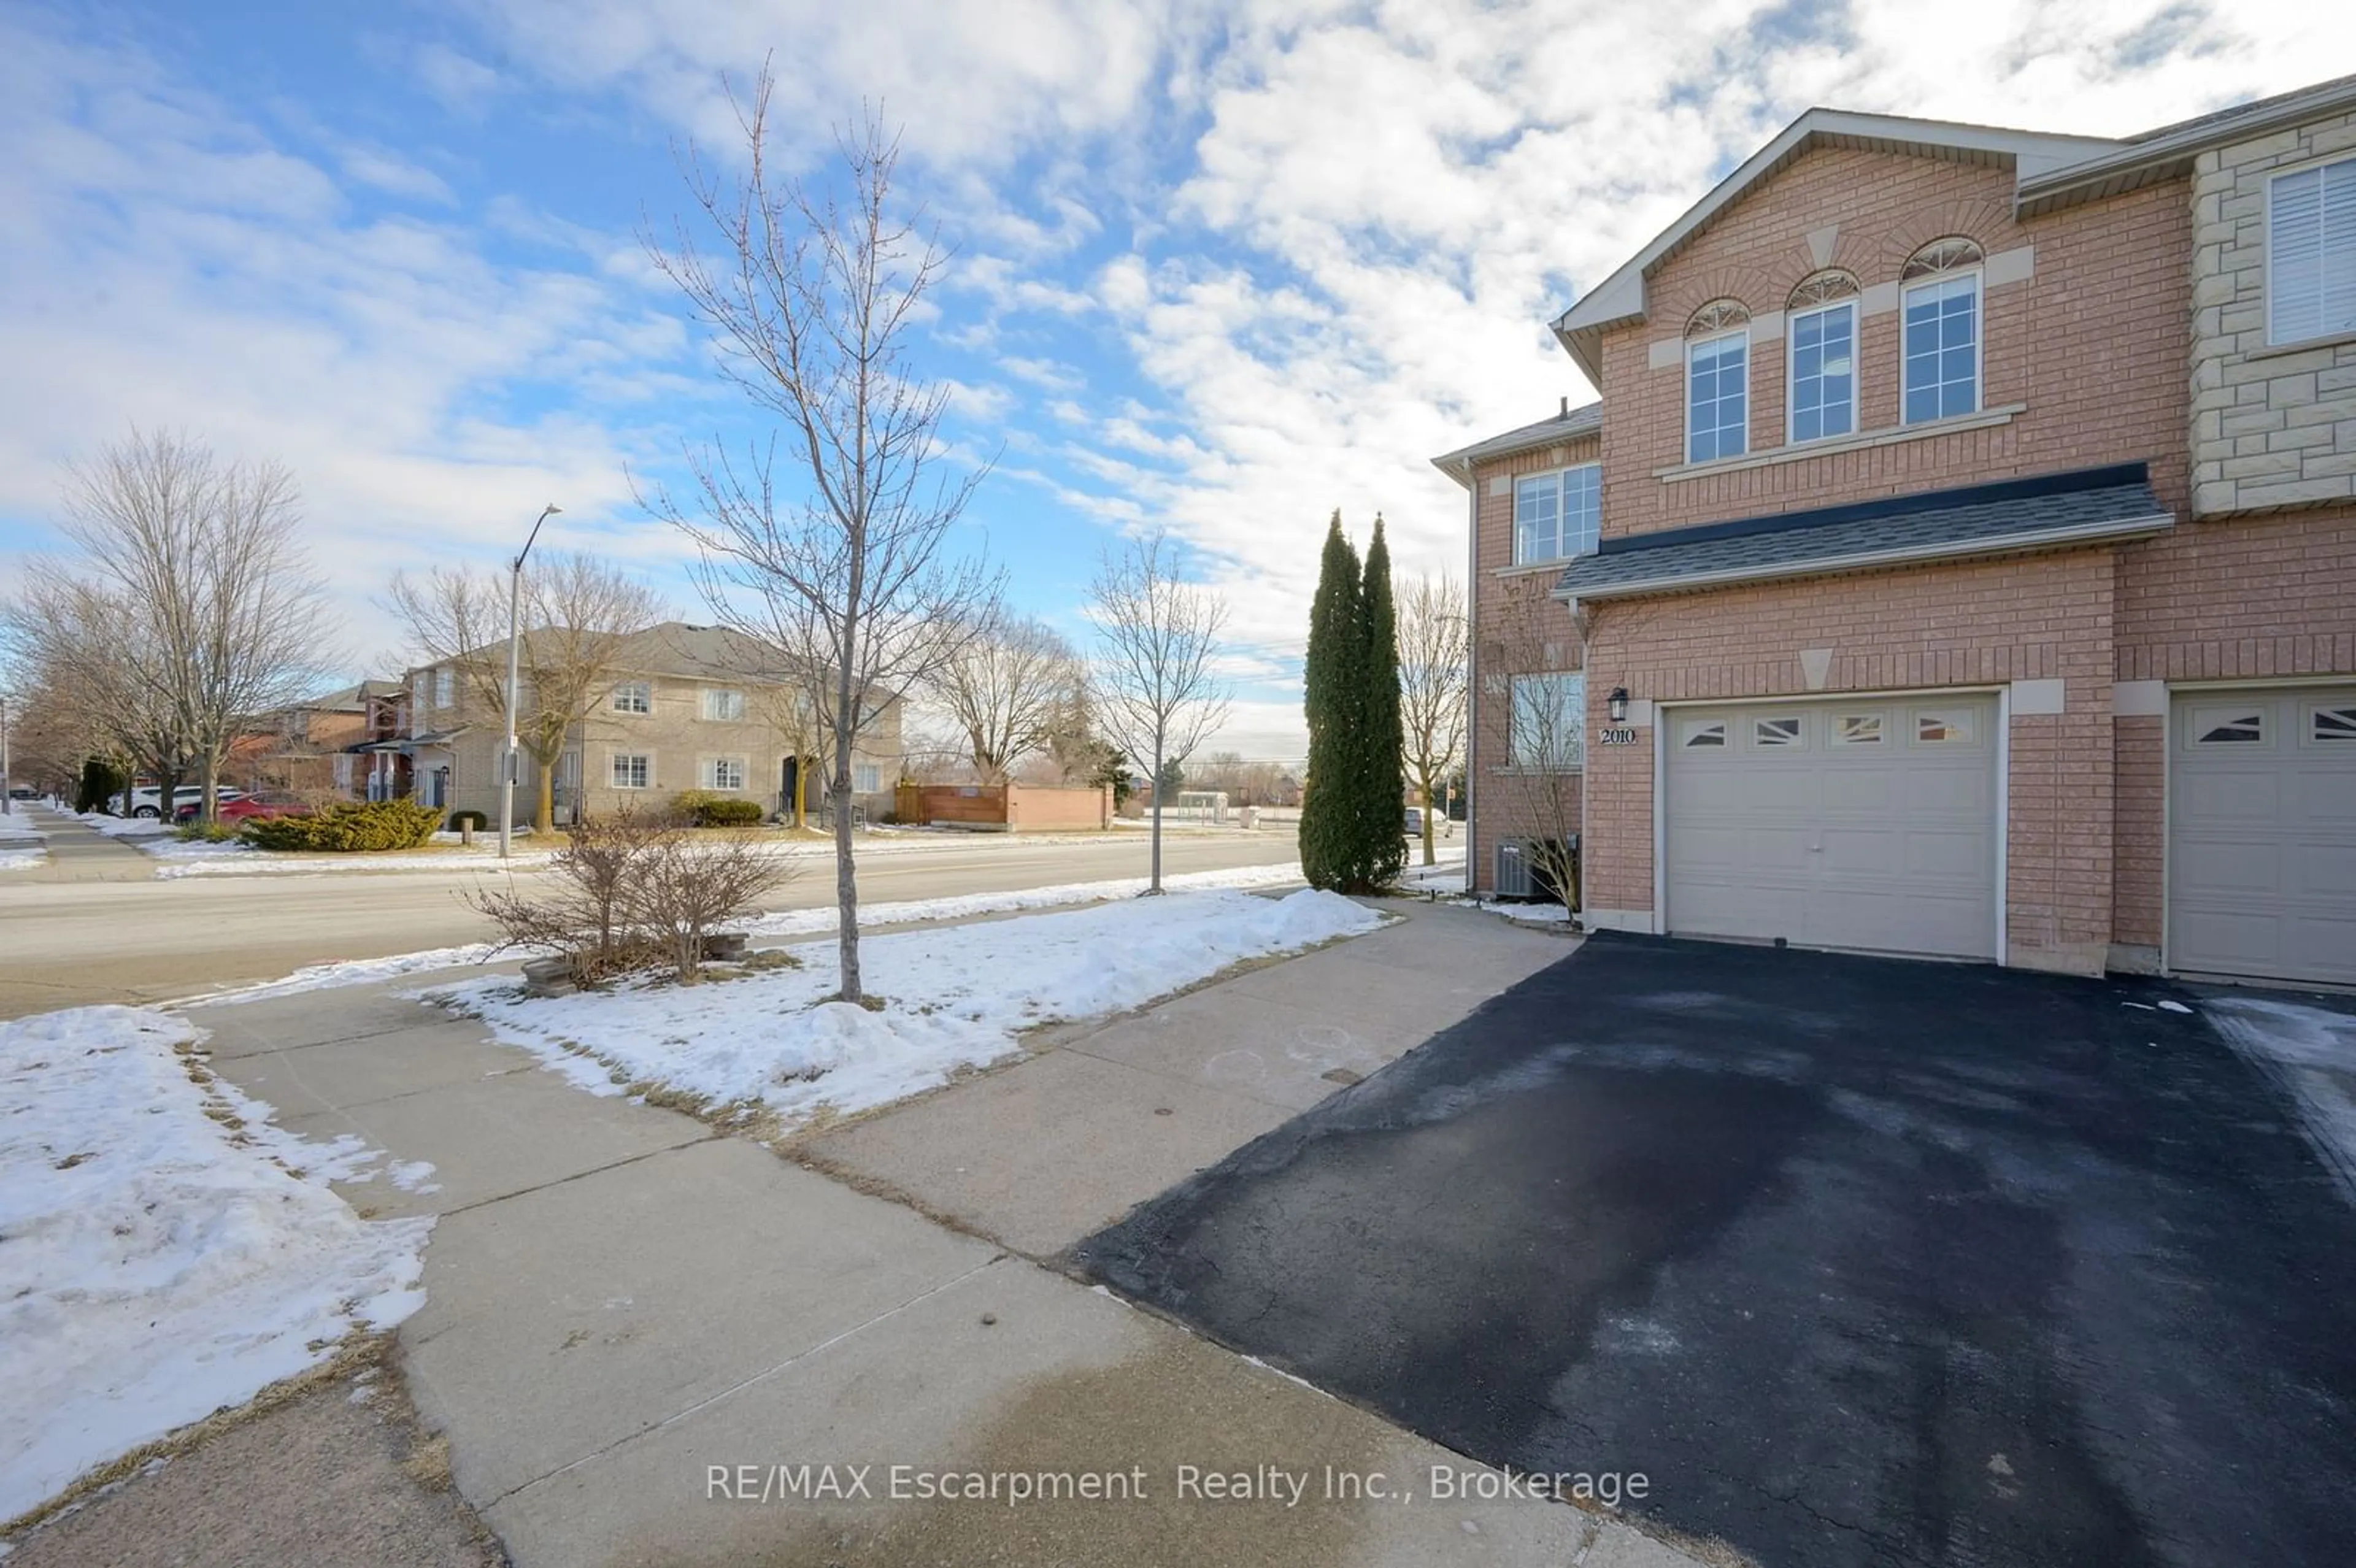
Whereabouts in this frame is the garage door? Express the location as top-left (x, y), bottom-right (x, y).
top-left (2168, 686), bottom-right (2356, 985)
top-left (1665, 696), bottom-right (2000, 959)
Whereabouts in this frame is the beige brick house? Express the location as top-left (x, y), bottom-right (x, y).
top-left (391, 621), bottom-right (904, 827)
top-left (1436, 74), bottom-right (2356, 986)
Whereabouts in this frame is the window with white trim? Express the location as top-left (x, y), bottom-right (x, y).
top-left (1914, 710), bottom-right (1977, 745)
top-left (612, 681), bottom-right (652, 714)
top-left (1679, 718), bottom-right (1727, 749)
top-left (1513, 463), bottom-right (1601, 564)
top-left (1903, 273), bottom-right (1979, 423)
top-left (610, 751), bottom-right (652, 789)
top-left (701, 756), bottom-right (747, 790)
top-left (1685, 331), bottom-right (1749, 463)
top-left (1753, 715), bottom-right (1803, 748)
top-left (2269, 156), bottom-right (2356, 345)
top-left (2194, 710), bottom-right (2265, 745)
top-left (2313, 704), bottom-right (2356, 743)
top-left (702, 687), bottom-right (747, 722)
top-left (852, 763), bottom-right (883, 794)
top-left (1833, 712), bottom-right (1884, 745)
top-left (1787, 301), bottom-right (1857, 443)
top-left (433, 668), bottom-right (455, 709)
top-left (1509, 672), bottom-right (1586, 769)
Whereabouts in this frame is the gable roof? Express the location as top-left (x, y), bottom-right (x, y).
top-left (1547, 73), bottom-right (2356, 383)
top-left (1431, 399), bottom-right (1603, 483)
top-left (1552, 464), bottom-right (2168, 602)
top-left (1550, 110), bottom-right (2119, 379)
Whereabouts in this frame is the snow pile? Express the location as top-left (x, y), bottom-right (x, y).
top-left (431, 888), bottom-right (1384, 1125)
top-left (0, 848), bottom-right (39, 873)
top-left (72, 812), bottom-right (167, 839)
top-left (2206, 995), bottom-right (2356, 1205)
top-left (0, 1007), bottom-right (433, 1523)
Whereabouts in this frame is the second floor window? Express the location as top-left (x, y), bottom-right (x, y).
top-left (1903, 274), bottom-right (1980, 423)
top-left (612, 682), bottom-right (652, 715)
top-left (1787, 301), bottom-right (1857, 442)
top-left (433, 668), bottom-right (454, 709)
top-left (853, 763), bottom-right (883, 794)
top-left (1509, 672), bottom-right (1586, 771)
top-left (1686, 331), bottom-right (1748, 463)
top-left (2270, 155), bottom-right (2356, 345)
top-left (1513, 464), bottom-right (1601, 564)
top-left (702, 688), bottom-right (746, 722)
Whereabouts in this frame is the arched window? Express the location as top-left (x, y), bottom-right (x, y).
top-left (1786, 272), bottom-right (1861, 444)
top-left (1683, 301), bottom-right (1750, 462)
top-left (1901, 237), bottom-right (1984, 280)
top-left (1900, 239), bottom-right (1984, 423)
top-left (1685, 298), bottom-right (1751, 337)
top-left (1785, 269), bottom-right (1860, 310)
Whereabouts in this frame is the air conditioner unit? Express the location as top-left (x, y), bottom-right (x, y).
top-left (1495, 840), bottom-right (1533, 899)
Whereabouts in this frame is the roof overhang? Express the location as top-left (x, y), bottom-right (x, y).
top-left (1430, 402), bottom-right (1604, 485)
top-left (1549, 109), bottom-right (2122, 382)
top-left (1555, 512), bottom-right (2172, 602)
top-left (2017, 72), bottom-right (2356, 218)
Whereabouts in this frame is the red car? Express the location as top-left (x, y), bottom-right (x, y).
top-left (175, 792), bottom-right (309, 824)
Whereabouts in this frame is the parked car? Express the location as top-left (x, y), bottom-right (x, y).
top-left (175, 791), bottom-right (304, 824)
top-left (124, 785), bottom-right (245, 818)
top-left (1403, 805), bottom-right (1455, 839)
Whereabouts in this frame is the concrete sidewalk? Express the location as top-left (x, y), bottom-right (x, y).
top-left (44, 900), bottom-right (1723, 1568)
top-left (9, 805), bottom-right (153, 883)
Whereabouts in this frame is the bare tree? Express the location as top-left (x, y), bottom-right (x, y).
top-left (641, 67), bottom-right (1001, 1002)
top-left (1087, 528), bottom-right (1231, 893)
top-left (932, 613), bottom-right (1080, 782)
top-left (9, 431), bottom-right (335, 820)
top-left (1398, 573), bottom-right (1469, 867)
top-left (385, 554), bottom-right (664, 831)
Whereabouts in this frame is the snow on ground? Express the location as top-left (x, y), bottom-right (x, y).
top-left (0, 849), bottom-right (40, 872)
top-left (2205, 994), bottom-right (2356, 1205)
top-left (0, 1007), bottom-right (432, 1523)
top-left (72, 810), bottom-right (167, 839)
top-left (1460, 899), bottom-right (1575, 926)
top-left (191, 861), bottom-right (1311, 1005)
top-left (428, 888), bottom-right (1384, 1128)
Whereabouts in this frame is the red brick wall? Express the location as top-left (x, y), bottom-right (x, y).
top-left (1595, 151), bottom-right (2192, 539)
top-left (1583, 550), bottom-right (2119, 972)
top-left (1467, 434), bottom-right (1598, 891)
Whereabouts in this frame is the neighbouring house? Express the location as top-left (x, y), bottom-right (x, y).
top-left (1435, 74), bottom-right (2356, 987)
top-left (252, 679), bottom-right (407, 799)
top-left (391, 621), bottom-right (904, 826)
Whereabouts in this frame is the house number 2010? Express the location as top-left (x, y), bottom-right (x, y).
top-left (1596, 726), bottom-right (1639, 746)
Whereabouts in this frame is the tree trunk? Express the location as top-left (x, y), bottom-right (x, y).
top-left (833, 759), bottom-right (859, 997)
top-left (201, 753), bottom-right (221, 826)
top-left (1422, 788), bottom-right (1435, 866)
top-left (536, 763), bottom-right (555, 834)
top-left (1147, 730), bottom-right (1164, 894)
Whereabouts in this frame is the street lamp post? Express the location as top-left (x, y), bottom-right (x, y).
top-left (498, 504), bottom-right (562, 861)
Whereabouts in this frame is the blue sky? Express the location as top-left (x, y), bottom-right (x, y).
top-left (4, 1), bottom-right (2351, 761)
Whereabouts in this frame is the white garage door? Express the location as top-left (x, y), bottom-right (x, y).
top-left (2168, 687), bottom-right (2356, 985)
top-left (1665, 696), bottom-right (2000, 959)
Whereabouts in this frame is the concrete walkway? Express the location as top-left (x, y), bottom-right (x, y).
top-left (101, 902), bottom-right (1717, 1567)
top-left (10, 805), bottom-right (155, 883)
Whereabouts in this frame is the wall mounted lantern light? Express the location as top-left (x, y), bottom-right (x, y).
top-left (1607, 686), bottom-right (1630, 724)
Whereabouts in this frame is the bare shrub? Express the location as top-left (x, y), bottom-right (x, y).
top-left (470, 806), bottom-right (791, 983)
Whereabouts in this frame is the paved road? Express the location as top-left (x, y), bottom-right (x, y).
top-left (1077, 934), bottom-right (2356, 1568)
top-left (0, 828), bottom-right (1304, 1018)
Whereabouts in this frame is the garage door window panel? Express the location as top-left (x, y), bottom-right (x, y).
top-left (1753, 715), bottom-right (1805, 748)
top-left (2308, 704), bottom-right (2356, 744)
top-left (2189, 706), bottom-right (2267, 747)
top-left (1912, 709), bottom-right (1979, 746)
top-left (1680, 719), bottom-right (1728, 748)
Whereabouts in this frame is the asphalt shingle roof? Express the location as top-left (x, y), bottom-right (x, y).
top-left (1556, 464), bottom-right (2169, 600)
top-left (1431, 401), bottom-right (1603, 475)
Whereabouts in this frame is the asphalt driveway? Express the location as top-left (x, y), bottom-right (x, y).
top-left (1072, 934), bottom-right (2356, 1568)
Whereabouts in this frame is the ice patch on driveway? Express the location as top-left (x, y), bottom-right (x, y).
top-left (2207, 996), bottom-right (2356, 1205)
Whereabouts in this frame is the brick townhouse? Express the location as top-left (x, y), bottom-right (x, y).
top-left (1435, 74), bottom-right (2356, 986)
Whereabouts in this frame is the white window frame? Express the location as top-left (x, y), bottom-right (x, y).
top-left (852, 762), bottom-right (883, 794)
top-left (1785, 299), bottom-right (1858, 445)
top-left (433, 667), bottom-right (455, 709)
top-left (1900, 271), bottom-right (1982, 426)
top-left (610, 751), bottom-right (652, 790)
top-left (701, 687), bottom-right (747, 723)
top-left (2266, 153), bottom-right (2356, 347)
top-left (701, 755), bottom-right (748, 791)
top-left (1512, 463), bottom-right (1603, 565)
top-left (611, 681), bottom-right (652, 715)
top-left (1685, 329), bottom-right (1749, 464)
top-left (1508, 672), bottom-right (1587, 771)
